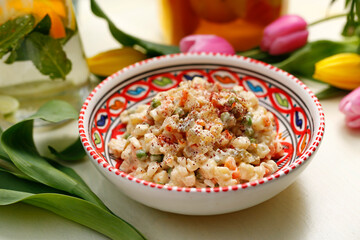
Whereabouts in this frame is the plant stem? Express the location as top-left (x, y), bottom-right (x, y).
top-left (238, 48), bottom-right (263, 57)
top-left (308, 13), bottom-right (348, 27)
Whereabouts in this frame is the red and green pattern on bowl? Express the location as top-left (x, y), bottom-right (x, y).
top-left (79, 53), bottom-right (324, 194)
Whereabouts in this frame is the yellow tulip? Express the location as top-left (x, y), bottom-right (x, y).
top-left (87, 47), bottom-right (147, 77)
top-left (313, 53), bottom-right (360, 90)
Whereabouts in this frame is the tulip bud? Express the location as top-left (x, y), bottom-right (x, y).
top-left (313, 53), bottom-right (360, 90)
top-left (261, 15), bottom-right (309, 55)
top-left (339, 86), bottom-right (360, 128)
top-left (180, 34), bottom-right (235, 54)
top-left (87, 47), bottom-right (147, 77)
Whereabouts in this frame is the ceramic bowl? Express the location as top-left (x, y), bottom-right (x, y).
top-left (79, 53), bottom-right (325, 215)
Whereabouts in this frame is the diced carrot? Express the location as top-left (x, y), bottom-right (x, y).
top-left (165, 125), bottom-right (173, 132)
top-left (196, 120), bottom-right (206, 127)
top-left (179, 89), bottom-right (188, 107)
top-left (225, 157), bottom-right (236, 170)
top-left (223, 130), bottom-right (232, 140)
top-left (232, 169), bottom-right (241, 179)
top-left (263, 116), bottom-right (271, 127)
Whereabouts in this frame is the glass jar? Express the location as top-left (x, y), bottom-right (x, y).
top-left (160, 0), bottom-right (286, 51)
top-left (0, 0), bottom-right (90, 127)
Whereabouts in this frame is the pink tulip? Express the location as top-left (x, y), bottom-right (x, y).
top-left (180, 34), bottom-right (235, 55)
top-left (339, 86), bottom-right (360, 128)
top-left (261, 15), bottom-right (309, 55)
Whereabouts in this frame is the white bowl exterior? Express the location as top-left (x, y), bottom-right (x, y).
top-left (91, 151), bottom-right (314, 215)
top-left (80, 53), bottom-right (325, 215)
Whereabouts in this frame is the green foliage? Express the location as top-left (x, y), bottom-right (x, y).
top-left (275, 40), bottom-right (358, 78)
top-left (0, 15), bottom-right (35, 58)
top-left (0, 100), bottom-right (146, 240)
top-left (90, 0), bottom-right (179, 57)
top-left (0, 14), bottom-right (72, 79)
top-left (48, 138), bottom-right (86, 162)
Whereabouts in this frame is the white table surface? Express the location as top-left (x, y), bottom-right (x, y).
top-left (1, 0), bottom-right (360, 239)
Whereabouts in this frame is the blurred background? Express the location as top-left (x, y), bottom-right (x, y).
top-left (75, 0), bottom-right (346, 58)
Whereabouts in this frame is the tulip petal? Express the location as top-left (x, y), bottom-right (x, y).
top-left (268, 30), bottom-right (308, 55)
top-left (351, 94), bottom-right (360, 114)
top-left (180, 34), bottom-right (235, 54)
top-left (339, 86), bottom-right (360, 120)
top-left (313, 53), bottom-right (360, 90)
top-left (345, 115), bottom-right (360, 128)
top-left (261, 14), bottom-right (307, 51)
top-left (340, 86), bottom-right (360, 128)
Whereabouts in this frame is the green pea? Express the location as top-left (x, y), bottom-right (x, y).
top-left (245, 115), bottom-right (252, 126)
top-left (244, 127), bottom-right (254, 137)
top-left (228, 96), bottom-right (238, 105)
top-left (241, 113), bottom-right (252, 127)
top-left (174, 107), bottom-right (185, 117)
top-left (250, 138), bottom-right (257, 144)
top-left (167, 168), bottom-right (173, 175)
top-left (136, 149), bottom-right (147, 160)
top-left (151, 98), bottom-right (161, 108)
top-left (123, 133), bottom-right (131, 139)
top-left (220, 112), bottom-right (231, 123)
top-left (150, 154), bottom-right (164, 162)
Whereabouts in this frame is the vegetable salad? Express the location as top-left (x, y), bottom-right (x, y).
top-left (108, 77), bottom-right (283, 187)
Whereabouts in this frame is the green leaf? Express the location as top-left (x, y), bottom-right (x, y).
top-left (4, 38), bottom-right (24, 64)
top-left (25, 32), bottom-right (71, 80)
top-left (48, 161), bottom-right (88, 187)
top-left (48, 138), bottom-right (86, 162)
top-left (60, 28), bottom-right (76, 45)
top-left (0, 99), bottom-right (146, 239)
top-left (0, 14), bottom-right (35, 58)
top-left (0, 158), bottom-right (34, 181)
top-left (90, 0), bottom-right (179, 57)
top-left (315, 87), bottom-right (349, 99)
top-left (0, 171), bottom-right (66, 194)
top-left (0, 189), bottom-right (146, 240)
top-left (0, 120), bottom-right (107, 210)
top-left (28, 99), bottom-right (78, 122)
top-left (275, 40), bottom-right (358, 78)
top-left (33, 14), bottom-right (51, 35)
top-left (7, 38), bottom-right (29, 62)
top-left (237, 47), bottom-right (290, 63)
top-left (0, 132), bottom-right (10, 162)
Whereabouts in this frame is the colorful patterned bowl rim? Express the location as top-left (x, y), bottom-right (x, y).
top-left (78, 52), bottom-right (325, 193)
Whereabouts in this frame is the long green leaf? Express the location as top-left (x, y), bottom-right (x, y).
top-left (90, 0), bottom-right (179, 57)
top-left (0, 159), bottom-right (34, 181)
top-left (48, 160), bottom-right (88, 187)
top-left (275, 40), bottom-right (358, 78)
top-left (28, 99), bottom-right (78, 122)
top-left (0, 189), bottom-right (146, 240)
top-left (0, 128), bottom-right (31, 180)
top-left (48, 138), bottom-right (86, 162)
top-left (0, 120), bottom-right (107, 210)
top-left (0, 171), bottom-right (67, 194)
top-left (315, 86), bottom-right (349, 99)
